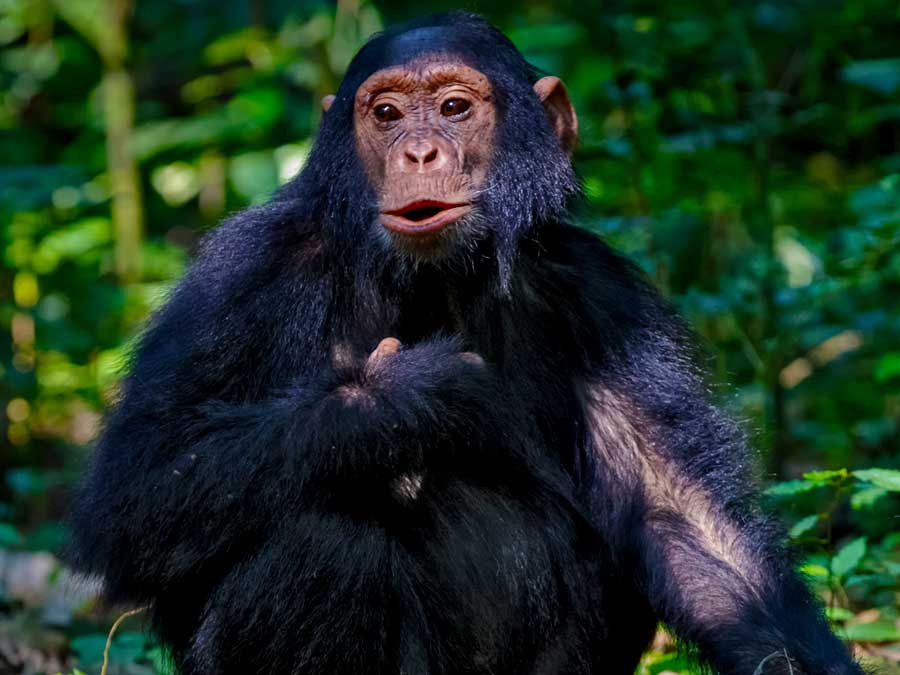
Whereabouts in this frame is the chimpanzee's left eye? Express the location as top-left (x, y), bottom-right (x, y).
top-left (440, 98), bottom-right (471, 118)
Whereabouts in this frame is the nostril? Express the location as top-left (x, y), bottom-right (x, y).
top-left (404, 142), bottom-right (440, 167)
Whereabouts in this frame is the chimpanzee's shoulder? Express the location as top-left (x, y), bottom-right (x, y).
top-left (192, 198), bottom-right (327, 289)
top-left (521, 222), bottom-right (683, 365)
top-left (531, 222), bottom-right (658, 300)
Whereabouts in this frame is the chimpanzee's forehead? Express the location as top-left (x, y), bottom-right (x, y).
top-left (354, 59), bottom-right (492, 104)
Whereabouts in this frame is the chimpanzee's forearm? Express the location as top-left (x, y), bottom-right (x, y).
top-left (637, 502), bottom-right (862, 675)
top-left (581, 369), bottom-right (862, 675)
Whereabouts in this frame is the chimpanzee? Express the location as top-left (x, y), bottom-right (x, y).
top-left (69, 12), bottom-right (863, 675)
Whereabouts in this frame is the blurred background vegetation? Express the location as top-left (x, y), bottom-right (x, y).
top-left (0, 0), bottom-right (898, 673)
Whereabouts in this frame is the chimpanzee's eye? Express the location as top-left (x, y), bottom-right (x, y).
top-left (440, 98), bottom-right (471, 118)
top-left (373, 103), bottom-right (402, 122)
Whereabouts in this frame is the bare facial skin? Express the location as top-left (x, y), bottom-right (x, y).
top-left (353, 58), bottom-right (494, 248)
top-left (344, 55), bottom-right (578, 259)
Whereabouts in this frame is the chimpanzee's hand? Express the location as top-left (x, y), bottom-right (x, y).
top-left (326, 335), bottom-right (494, 426)
top-left (365, 337), bottom-right (403, 370)
top-left (365, 336), bottom-right (485, 375)
top-left (311, 336), bottom-right (498, 483)
top-left (358, 336), bottom-right (491, 402)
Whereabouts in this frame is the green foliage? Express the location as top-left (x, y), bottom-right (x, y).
top-left (832, 537), bottom-right (867, 581)
top-left (765, 468), bottom-right (900, 662)
top-left (0, 0), bottom-right (898, 673)
top-left (0, 521), bottom-right (22, 547)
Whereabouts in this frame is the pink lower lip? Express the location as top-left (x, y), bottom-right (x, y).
top-left (380, 204), bottom-right (472, 236)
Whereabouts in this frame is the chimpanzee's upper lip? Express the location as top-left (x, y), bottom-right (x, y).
top-left (380, 199), bottom-right (471, 236)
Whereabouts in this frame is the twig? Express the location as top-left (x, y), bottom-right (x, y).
top-left (751, 649), bottom-right (795, 675)
top-left (100, 607), bottom-right (146, 675)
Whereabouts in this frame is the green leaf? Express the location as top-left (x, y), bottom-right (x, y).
top-left (107, 631), bottom-right (146, 664)
top-left (824, 607), bottom-right (855, 622)
top-left (802, 469), bottom-right (849, 484)
top-left (229, 151), bottom-right (279, 204)
top-left (70, 634), bottom-right (108, 665)
top-left (6, 468), bottom-right (64, 496)
top-left (853, 468), bottom-right (900, 492)
top-left (842, 59), bottom-right (900, 95)
top-left (147, 646), bottom-right (177, 675)
top-left (0, 522), bottom-right (22, 547)
top-left (32, 217), bottom-right (112, 274)
top-left (850, 485), bottom-right (889, 510)
top-left (639, 648), bottom-right (695, 675)
top-left (831, 537), bottom-right (867, 579)
top-left (874, 353), bottom-right (900, 382)
top-left (23, 522), bottom-right (66, 552)
top-left (841, 621), bottom-right (900, 642)
top-left (789, 515), bottom-right (819, 539)
top-left (203, 27), bottom-right (268, 66)
top-left (765, 479), bottom-right (818, 496)
top-left (800, 563), bottom-right (829, 578)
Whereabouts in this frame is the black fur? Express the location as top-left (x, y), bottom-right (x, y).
top-left (69, 13), bottom-right (863, 675)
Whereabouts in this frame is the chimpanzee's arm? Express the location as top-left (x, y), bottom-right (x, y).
top-left (549, 227), bottom-right (861, 675)
top-left (577, 309), bottom-right (862, 674)
top-left (582, 380), bottom-right (863, 675)
top-left (71, 330), bottom-right (495, 605)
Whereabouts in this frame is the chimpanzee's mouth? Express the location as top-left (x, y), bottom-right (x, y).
top-left (401, 206), bottom-right (445, 221)
top-left (381, 200), bottom-right (471, 236)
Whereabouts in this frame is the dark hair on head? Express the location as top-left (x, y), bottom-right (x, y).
top-left (345, 12), bottom-right (541, 88)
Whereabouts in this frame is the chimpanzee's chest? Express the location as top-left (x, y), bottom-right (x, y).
top-left (284, 475), bottom-right (606, 675)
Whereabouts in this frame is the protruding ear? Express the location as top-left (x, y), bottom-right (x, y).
top-left (533, 76), bottom-right (578, 154)
top-left (321, 94), bottom-right (336, 113)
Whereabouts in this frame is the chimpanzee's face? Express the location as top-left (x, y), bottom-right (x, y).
top-left (351, 55), bottom-right (496, 260)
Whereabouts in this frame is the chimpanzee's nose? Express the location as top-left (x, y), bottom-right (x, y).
top-left (402, 140), bottom-right (443, 172)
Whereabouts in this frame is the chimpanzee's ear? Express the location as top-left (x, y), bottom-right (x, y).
top-left (533, 76), bottom-right (578, 154)
top-left (321, 95), bottom-right (336, 113)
